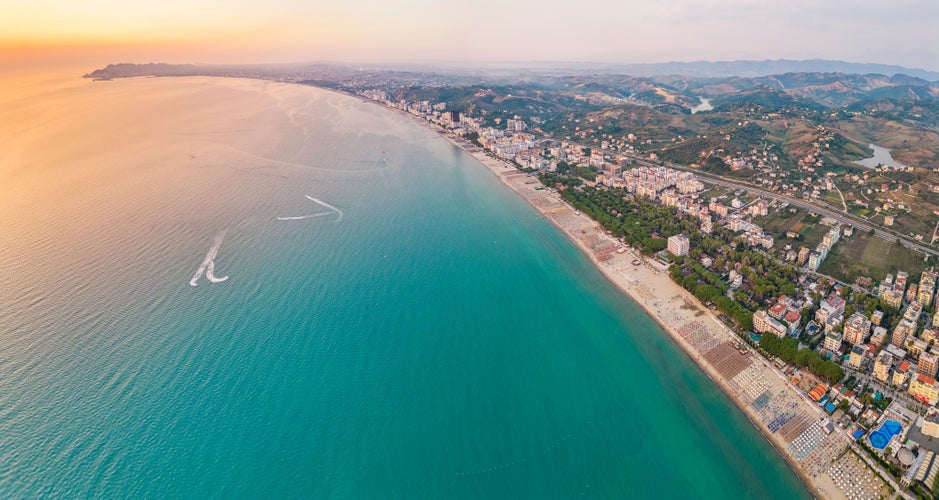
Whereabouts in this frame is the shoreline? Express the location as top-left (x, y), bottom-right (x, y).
top-left (332, 87), bottom-right (846, 498)
top-left (443, 136), bottom-right (829, 496)
top-left (84, 75), bottom-right (864, 497)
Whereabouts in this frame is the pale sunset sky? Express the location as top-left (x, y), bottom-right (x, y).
top-left (3, 0), bottom-right (939, 70)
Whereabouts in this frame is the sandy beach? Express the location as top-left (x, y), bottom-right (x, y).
top-left (419, 128), bottom-right (894, 499)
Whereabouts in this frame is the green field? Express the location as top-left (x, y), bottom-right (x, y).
top-left (753, 208), bottom-right (804, 237)
top-left (817, 231), bottom-right (930, 283)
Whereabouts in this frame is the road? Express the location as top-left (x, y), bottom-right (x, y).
top-left (694, 172), bottom-right (939, 258)
top-left (614, 151), bottom-right (939, 258)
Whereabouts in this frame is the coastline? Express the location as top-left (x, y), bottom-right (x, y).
top-left (86, 75), bottom-right (860, 497)
top-left (267, 80), bottom-right (863, 498)
top-left (448, 137), bottom-right (839, 498)
top-left (371, 112), bottom-right (845, 496)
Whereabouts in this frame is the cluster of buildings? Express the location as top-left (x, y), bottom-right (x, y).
top-left (753, 295), bottom-right (803, 337)
top-left (756, 267), bottom-right (939, 413)
top-left (621, 166), bottom-right (704, 198)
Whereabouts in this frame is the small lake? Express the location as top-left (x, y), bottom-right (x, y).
top-left (690, 97), bottom-right (713, 114)
top-left (854, 143), bottom-right (906, 169)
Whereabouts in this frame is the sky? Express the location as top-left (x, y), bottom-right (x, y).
top-left (3, 0), bottom-right (939, 71)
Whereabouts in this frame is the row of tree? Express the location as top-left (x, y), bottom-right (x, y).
top-left (759, 333), bottom-right (844, 383)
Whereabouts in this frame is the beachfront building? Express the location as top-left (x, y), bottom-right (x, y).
top-left (843, 312), bottom-right (871, 346)
top-left (823, 331), bottom-right (843, 353)
top-left (920, 352), bottom-right (939, 378)
top-left (667, 234), bottom-right (690, 257)
top-left (909, 374), bottom-right (939, 405)
top-left (753, 310), bottom-right (788, 338)
top-left (873, 352), bottom-right (893, 383)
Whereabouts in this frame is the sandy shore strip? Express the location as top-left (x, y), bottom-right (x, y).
top-left (414, 127), bottom-right (868, 498)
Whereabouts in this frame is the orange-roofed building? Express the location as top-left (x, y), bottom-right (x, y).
top-left (784, 310), bottom-right (801, 334)
top-left (892, 361), bottom-right (912, 388)
top-left (809, 384), bottom-right (827, 401)
top-left (769, 302), bottom-right (788, 320)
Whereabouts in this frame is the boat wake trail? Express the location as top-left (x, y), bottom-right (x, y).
top-left (304, 195), bottom-right (343, 221)
top-left (275, 212), bottom-right (333, 221)
top-left (190, 231), bottom-right (229, 286)
top-left (277, 195), bottom-right (343, 222)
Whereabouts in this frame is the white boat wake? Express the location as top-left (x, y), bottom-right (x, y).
top-left (277, 195), bottom-right (343, 222)
top-left (190, 231), bottom-right (229, 286)
top-left (275, 212), bottom-right (333, 221)
top-left (304, 195), bottom-right (343, 221)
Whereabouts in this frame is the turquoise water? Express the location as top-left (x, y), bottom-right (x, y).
top-left (0, 77), bottom-right (810, 497)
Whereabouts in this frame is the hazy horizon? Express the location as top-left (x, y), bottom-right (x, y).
top-left (4, 0), bottom-right (939, 73)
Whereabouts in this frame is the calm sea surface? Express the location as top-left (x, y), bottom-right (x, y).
top-left (0, 76), bottom-right (810, 498)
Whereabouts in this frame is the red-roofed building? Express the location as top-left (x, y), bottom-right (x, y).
top-left (784, 310), bottom-right (801, 334)
top-left (893, 361), bottom-right (912, 387)
top-left (769, 302), bottom-right (788, 320)
top-left (909, 373), bottom-right (939, 405)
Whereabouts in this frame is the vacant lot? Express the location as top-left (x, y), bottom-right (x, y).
top-left (818, 231), bottom-right (930, 282)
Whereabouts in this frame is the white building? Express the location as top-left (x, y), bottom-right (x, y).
top-left (667, 234), bottom-right (690, 257)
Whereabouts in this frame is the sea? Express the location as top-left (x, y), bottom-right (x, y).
top-left (0, 74), bottom-right (811, 498)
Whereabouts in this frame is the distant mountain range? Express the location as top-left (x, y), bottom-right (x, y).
top-left (83, 60), bottom-right (939, 111)
top-left (576, 59), bottom-right (939, 81)
top-left (477, 59), bottom-right (939, 82)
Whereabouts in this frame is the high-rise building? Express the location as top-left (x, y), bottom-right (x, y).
top-left (753, 310), bottom-right (788, 338)
top-left (920, 352), bottom-right (939, 378)
top-left (922, 409), bottom-right (939, 439)
top-left (893, 361), bottom-right (912, 387)
top-left (667, 234), bottom-right (690, 257)
top-left (873, 352), bottom-right (893, 383)
top-left (823, 331), bottom-right (843, 352)
top-left (870, 326), bottom-right (888, 346)
top-left (919, 269), bottom-right (938, 306)
top-left (843, 312), bottom-right (871, 345)
top-left (892, 319), bottom-right (916, 349)
top-left (797, 246), bottom-right (810, 265)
